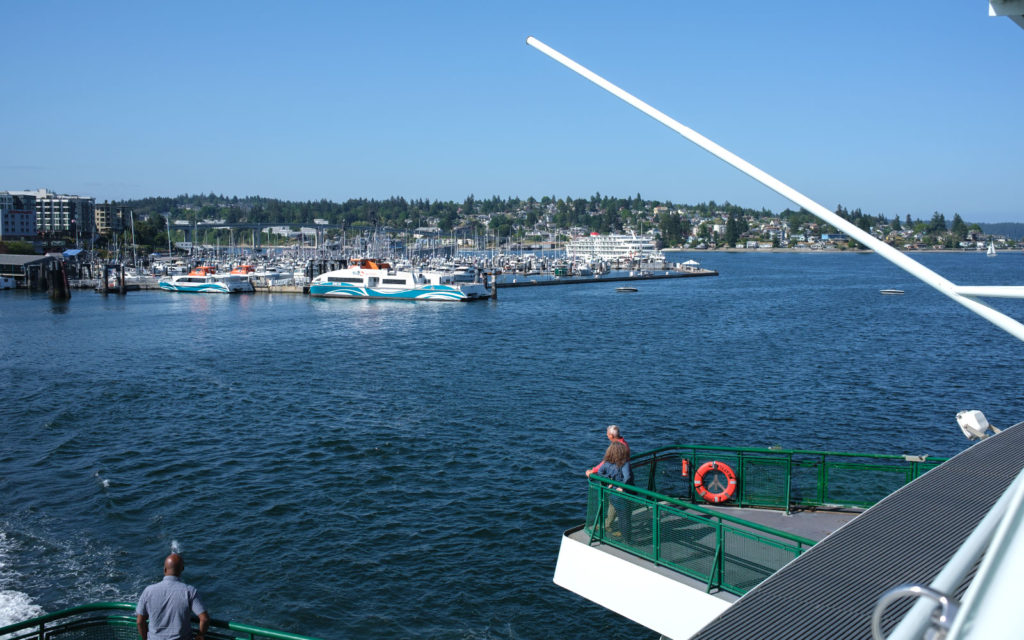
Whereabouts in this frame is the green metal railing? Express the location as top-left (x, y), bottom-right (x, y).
top-left (632, 445), bottom-right (946, 511)
top-left (0, 602), bottom-right (322, 640)
top-left (585, 444), bottom-right (947, 596)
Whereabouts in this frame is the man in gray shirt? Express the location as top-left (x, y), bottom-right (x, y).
top-left (136, 553), bottom-right (209, 640)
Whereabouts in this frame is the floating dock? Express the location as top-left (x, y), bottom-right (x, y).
top-left (71, 268), bottom-right (718, 296)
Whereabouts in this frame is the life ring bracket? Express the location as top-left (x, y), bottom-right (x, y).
top-left (693, 460), bottom-right (738, 504)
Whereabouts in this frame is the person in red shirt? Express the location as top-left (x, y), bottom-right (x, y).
top-left (585, 427), bottom-right (634, 538)
top-left (587, 424), bottom-right (629, 476)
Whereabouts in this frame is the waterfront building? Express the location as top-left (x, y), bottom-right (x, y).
top-left (0, 191), bottom-right (38, 241)
top-left (7, 189), bottom-right (95, 237)
top-left (0, 254), bottom-right (57, 289)
top-left (94, 202), bottom-right (126, 235)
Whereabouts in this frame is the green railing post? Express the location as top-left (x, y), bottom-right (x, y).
top-left (714, 521), bottom-right (725, 593)
top-left (587, 481), bottom-right (602, 543)
top-left (784, 453), bottom-right (793, 515)
top-left (736, 449), bottom-right (745, 507)
top-left (818, 454), bottom-right (827, 505)
top-left (687, 449), bottom-right (696, 504)
top-left (652, 502), bottom-right (661, 564)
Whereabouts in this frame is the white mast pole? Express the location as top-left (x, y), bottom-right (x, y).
top-left (526, 36), bottom-right (1024, 344)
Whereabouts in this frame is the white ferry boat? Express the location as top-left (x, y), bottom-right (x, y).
top-left (564, 232), bottom-right (664, 262)
top-left (158, 266), bottom-right (255, 293)
top-left (308, 258), bottom-right (489, 302)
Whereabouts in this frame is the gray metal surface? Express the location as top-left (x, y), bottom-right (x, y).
top-left (689, 422), bottom-right (1024, 640)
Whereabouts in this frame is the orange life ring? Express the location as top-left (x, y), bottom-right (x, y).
top-left (693, 460), bottom-right (737, 503)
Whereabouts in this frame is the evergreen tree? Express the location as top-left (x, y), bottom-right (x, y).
top-left (950, 213), bottom-right (968, 240)
top-left (724, 214), bottom-right (739, 247)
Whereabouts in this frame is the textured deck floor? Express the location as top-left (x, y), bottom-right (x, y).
top-left (690, 422), bottom-right (1024, 640)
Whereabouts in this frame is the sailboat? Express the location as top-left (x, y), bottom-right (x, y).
top-left (987, 241), bottom-right (997, 257)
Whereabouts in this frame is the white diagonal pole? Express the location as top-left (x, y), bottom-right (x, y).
top-left (526, 36), bottom-right (1024, 343)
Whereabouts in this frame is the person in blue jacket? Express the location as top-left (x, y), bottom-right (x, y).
top-left (586, 441), bottom-right (633, 538)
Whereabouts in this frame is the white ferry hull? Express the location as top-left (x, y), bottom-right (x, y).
top-left (554, 530), bottom-right (730, 639)
top-left (158, 274), bottom-right (254, 293)
top-left (309, 283), bottom-right (486, 301)
top-left (309, 265), bottom-right (488, 302)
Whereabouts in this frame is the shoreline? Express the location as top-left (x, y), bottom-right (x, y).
top-left (663, 247), bottom-right (1017, 254)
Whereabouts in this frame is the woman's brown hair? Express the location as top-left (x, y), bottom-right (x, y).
top-left (603, 441), bottom-right (629, 467)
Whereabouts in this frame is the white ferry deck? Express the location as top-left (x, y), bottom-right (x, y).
top-left (555, 503), bottom-right (863, 636)
top-left (559, 422), bottom-right (1024, 640)
top-left (686, 421), bottom-right (1024, 640)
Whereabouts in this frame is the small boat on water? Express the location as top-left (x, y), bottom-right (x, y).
top-left (615, 286), bottom-right (638, 293)
top-left (987, 241), bottom-right (997, 257)
top-left (159, 265), bottom-right (255, 293)
top-left (879, 289), bottom-right (905, 295)
top-left (308, 258), bottom-right (489, 301)
top-left (252, 266), bottom-right (294, 286)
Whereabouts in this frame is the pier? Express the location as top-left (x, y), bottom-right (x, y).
top-left (494, 268), bottom-right (717, 288)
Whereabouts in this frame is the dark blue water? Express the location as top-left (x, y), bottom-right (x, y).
top-left (2, 252), bottom-right (1022, 638)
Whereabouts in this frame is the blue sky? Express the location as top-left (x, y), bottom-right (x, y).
top-left (3, 1), bottom-right (1023, 222)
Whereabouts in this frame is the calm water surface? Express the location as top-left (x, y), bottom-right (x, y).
top-left (1, 251), bottom-right (1022, 638)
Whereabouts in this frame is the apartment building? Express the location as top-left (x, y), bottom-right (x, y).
top-left (94, 202), bottom-right (126, 234)
top-left (0, 191), bottom-right (38, 240)
top-left (7, 188), bottom-right (95, 236)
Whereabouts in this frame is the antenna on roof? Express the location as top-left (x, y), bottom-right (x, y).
top-left (525, 36), bottom-right (1024, 344)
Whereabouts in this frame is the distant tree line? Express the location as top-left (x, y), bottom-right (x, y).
top-left (112, 193), bottom-right (771, 246)
top-left (99, 193), bottom-right (1015, 254)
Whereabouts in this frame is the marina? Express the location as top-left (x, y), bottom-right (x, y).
top-left (50, 254), bottom-right (718, 296)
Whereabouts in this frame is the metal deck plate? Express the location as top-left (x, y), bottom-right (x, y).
top-left (689, 423), bottom-right (1024, 640)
